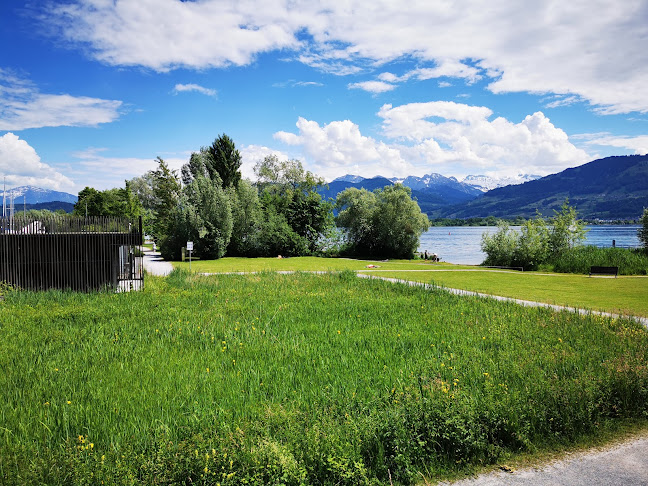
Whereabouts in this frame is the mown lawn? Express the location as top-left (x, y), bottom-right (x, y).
top-left (365, 270), bottom-right (648, 318)
top-left (1, 271), bottom-right (647, 484)
top-left (171, 256), bottom-right (474, 273)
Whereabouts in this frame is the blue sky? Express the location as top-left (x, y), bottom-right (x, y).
top-left (1, 0), bottom-right (647, 194)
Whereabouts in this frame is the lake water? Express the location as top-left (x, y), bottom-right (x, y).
top-left (418, 225), bottom-right (642, 265)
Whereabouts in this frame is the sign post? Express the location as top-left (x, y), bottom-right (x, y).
top-left (187, 241), bottom-right (193, 272)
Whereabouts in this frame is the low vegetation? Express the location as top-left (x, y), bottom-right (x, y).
top-left (550, 246), bottom-right (648, 275)
top-left (367, 269), bottom-right (648, 317)
top-left (2, 271), bottom-right (647, 484)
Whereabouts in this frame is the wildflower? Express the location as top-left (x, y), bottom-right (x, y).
top-left (483, 372), bottom-right (489, 376)
top-left (67, 400), bottom-right (71, 404)
top-left (207, 368), bottom-right (210, 373)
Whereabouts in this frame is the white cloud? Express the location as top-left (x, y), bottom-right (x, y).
top-left (239, 144), bottom-right (290, 180)
top-left (274, 117), bottom-right (411, 179)
top-left (378, 101), bottom-right (590, 176)
top-left (70, 148), bottom-right (187, 191)
top-left (172, 83), bottom-right (217, 97)
top-left (43, 0), bottom-right (648, 114)
top-left (585, 135), bottom-right (648, 154)
top-left (0, 133), bottom-right (74, 190)
top-left (274, 102), bottom-right (590, 180)
top-left (347, 80), bottom-right (396, 93)
top-left (0, 71), bottom-right (122, 130)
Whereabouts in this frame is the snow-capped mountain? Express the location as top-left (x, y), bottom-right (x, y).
top-left (331, 174), bottom-right (366, 184)
top-left (1, 186), bottom-right (78, 204)
top-left (461, 174), bottom-right (541, 192)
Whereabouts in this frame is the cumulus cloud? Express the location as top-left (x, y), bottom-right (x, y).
top-left (584, 135), bottom-right (648, 154)
top-left (42, 0), bottom-right (648, 113)
top-left (347, 80), bottom-right (396, 93)
top-left (274, 102), bottom-right (590, 180)
top-left (172, 83), bottom-right (217, 97)
top-left (274, 117), bottom-right (412, 179)
top-left (0, 133), bottom-right (74, 190)
top-left (0, 70), bottom-right (122, 130)
top-left (378, 101), bottom-right (590, 176)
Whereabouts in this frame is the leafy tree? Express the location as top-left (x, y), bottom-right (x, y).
top-left (638, 208), bottom-right (648, 251)
top-left (128, 172), bottom-right (157, 211)
top-left (181, 151), bottom-right (210, 186)
top-left (547, 199), bottom-right (587, 257)
top-left (481, 200), bottom-right (586, 270)
top-left (151, 157), bottom-right (181, 239)
top-left (203, 134), bottom-right (242, 188)
top-left (336, 184), bottom-right (430, 259)
top-left (480, 221), bottom-right (518, 267)
top-left (185, 176), bottom-right (233, 259)
top-left (226, 180), bottom-right (262, 256)
top-left (73, 185), bottom-right (143, 219)
top-left (254, 155), bottom-right (334, 254)
top-left (73, 187), bottom-right (106, 216)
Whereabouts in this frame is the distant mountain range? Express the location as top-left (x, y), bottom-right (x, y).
top-left (1, 185), bottom-right (78, 205)
top-left (436, 154), bottom-right (648, 219)
top-left (323, 155), bottom-right (648, 219)
top-left (1, 186), bottom-right (78, 214)
top-left (321, 172), bottom-right (542, 215)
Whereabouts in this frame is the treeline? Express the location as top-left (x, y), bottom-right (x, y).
top-left (73, 134), bottom-right (430, 260)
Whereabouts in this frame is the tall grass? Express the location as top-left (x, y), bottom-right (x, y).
top-left (550, 246), bottom-right (648, 275)
top-left (1, 270), bottom-right (647, 484)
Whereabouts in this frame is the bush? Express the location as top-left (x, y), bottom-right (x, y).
top-left (481, 201), bottom-right (586, 271)
top-left (551, 246), bottom-right (648, 275)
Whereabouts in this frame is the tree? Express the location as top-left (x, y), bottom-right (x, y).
top-left (151, 157), bottom-right (181, 239)
top-left (639, 208), bottom-right (648, 251)
top-left (481, 200), bottom-right (586, 270)
top-left (254, 155), bottom-right (334, 254)
top-left (186, 176), bottom-right (233, 259)
top-left (336, 184), bottom-right (430, 259)
top-left (226, 180), bottom-right (262, 256)
top-left (547, 199), bottom-right (587, 257)
top-left (480, 221), bottom-right (518, 267)
top-left (204, 134), bottom-right (242, 189)
top-left (73, 187), bottom-right (106, 216)
top-left (73, 185), bottom-right (143, 219)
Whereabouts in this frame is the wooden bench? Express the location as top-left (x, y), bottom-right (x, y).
top-left (589, 266), bottom-right (618, 278)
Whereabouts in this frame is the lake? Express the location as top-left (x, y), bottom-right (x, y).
top-left (418, 225), bottom-right (642, 265)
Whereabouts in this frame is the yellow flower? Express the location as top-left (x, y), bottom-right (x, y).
top-left (67, 400), bottom-right (72, 404)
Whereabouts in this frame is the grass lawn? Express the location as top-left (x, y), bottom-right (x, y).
top-left (171, 256), bottom-right (461, 273)
top-left (171, 256), bottom-right (648, 318)
top-left (1, 271), bottom-right (647, 485)
top-left (364, 270), bottom-right (648, 318)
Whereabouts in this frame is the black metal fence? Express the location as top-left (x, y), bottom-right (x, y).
top-left (0, 215), bottom-right (143, 292)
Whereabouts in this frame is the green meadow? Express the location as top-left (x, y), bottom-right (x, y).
top-left (1, 270), bottom-right (647, 484)
top-left (366, 269), bottom-right (648, 318)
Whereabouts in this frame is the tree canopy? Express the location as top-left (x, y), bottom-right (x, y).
top-left (336, 184), bottom-right (430, 259)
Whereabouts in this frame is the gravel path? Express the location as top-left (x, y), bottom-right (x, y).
top-left (142, 250), bottom-right (174, 276)
top-left (436, 436), bottom-right (648, 486)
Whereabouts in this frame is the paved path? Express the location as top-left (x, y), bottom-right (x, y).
top-left (142, 249), bottom-right (174, 276)
top-left (436, 436), bottom-right (648, 486)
